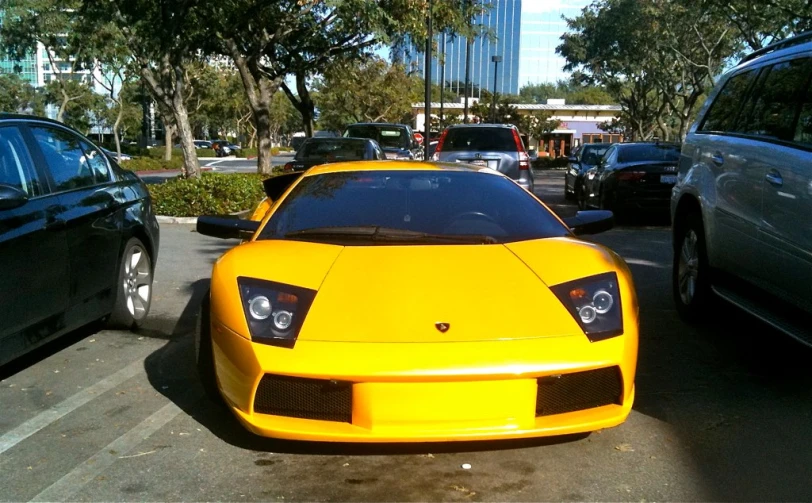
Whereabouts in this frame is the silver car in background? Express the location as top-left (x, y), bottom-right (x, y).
top-left (431, 124), bottom-right (534, 192)
top-left (670, 32), bottom-right (812, 346)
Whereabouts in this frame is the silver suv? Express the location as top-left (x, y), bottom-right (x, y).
top-left (431, 124), bottom-right (534, 192)
top-left (671, 33), bottom-right (812, 346)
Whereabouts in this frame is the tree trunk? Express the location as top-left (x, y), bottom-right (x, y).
top-left (57, 87), bottom-right (69, 122)
top-left (173, 103), bottom-right (199, 178)
top-left (282, 72), bottom-right (316, 137)
top-left (113, 101), bottom-right (124, 163)
top-left (164, 125), bottom-right (173, 161)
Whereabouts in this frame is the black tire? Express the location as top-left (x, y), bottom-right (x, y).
top-left (576, 183), bottom-right (587, 210)
top-left (195, 290), bottom-right (223, 403)
top-left (107, 237), bottom-right (153, 329)
top-left (564, 177), bottom-right (575, 200)
top-left (672, 211), bottom-right (713, 322)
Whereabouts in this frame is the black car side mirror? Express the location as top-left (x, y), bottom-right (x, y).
top-left (567, 156), bottom-right (578, 163)
top-left (562, 210), bottom-right (614, 236)
top-left (0, 184), bottom-right (28, 210)
top-left (197, 215), bottom-right (261, 239)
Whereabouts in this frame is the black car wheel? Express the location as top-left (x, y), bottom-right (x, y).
top-left (576, 183), bottom-right (587, 210)
top-left (195, 290), bottom-right (223, 404)
top-left (564, 176), bottom-right (575, 200)
top-left (673, 211), bottom-right (713, 322)
top-left (107, 237), bottom-right (153, 329)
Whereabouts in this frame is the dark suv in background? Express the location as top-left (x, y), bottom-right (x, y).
top-left (670, 33), bottom-right (812, 346)
top-left (344, 123), bottom-right (424, 160)
top-left (565, 142), bottom-right (611, 207)
top-left (431, 124), bottom-right (534, 192)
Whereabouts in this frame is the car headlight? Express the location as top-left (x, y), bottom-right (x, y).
top-left (550, 272), bottom-right (623, 341)
top-left (237, 277), bottom-right (316, 348)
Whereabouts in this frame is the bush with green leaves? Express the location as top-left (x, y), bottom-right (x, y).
top-left (532, 157), bottom-right (569, 170)
top-left (147, 172), bottom-right (274, 217)
top-left (125, 156), bottom-right (184, 171)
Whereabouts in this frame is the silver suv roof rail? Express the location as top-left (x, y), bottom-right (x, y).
top-left (739, 31), bottom-right (812, 65)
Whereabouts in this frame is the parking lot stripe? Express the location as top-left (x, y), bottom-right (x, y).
top-left (0, 360), bottom-right (143, 456)
top-left (29, 402), bottom-right (182, 503)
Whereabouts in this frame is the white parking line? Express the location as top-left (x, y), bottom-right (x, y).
top-left (30, 402), bottom-right (182, 502)
top-left (0, 360), bottom-right (144, 456)
top-left (204, 160), bottom-right (225, 167)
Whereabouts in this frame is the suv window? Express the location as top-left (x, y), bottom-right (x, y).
top-left (795, 75), bottom-right (812, 146)
top-left (0, 127), bottom-right (42, 197)
top-left (297, 139), bottom-right (368, 161)
top-left (345, 125), bottom-right (410, 149)
top-left (580, 145), bottom-right (610, 165)
top-left (699, 69), bottom-right (758, 133)
top-left (441, 128), bottom-right (517, 152)
top-left (739, 58), bottom-right (812, 141)
top-left (617, 144), bottom-right (681, 163)
top-left (30, 126), bottom-right (95, 191)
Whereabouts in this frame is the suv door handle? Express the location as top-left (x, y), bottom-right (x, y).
top-left (711, 152), bottom-right (724, 165)
top-left (765, 169), bottom-right (783, 187)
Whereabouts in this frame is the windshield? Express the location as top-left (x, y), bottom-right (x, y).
top-left (618, 144), bottom-right (680, 163)
top-left (345, 125), bottom-right (410, 149)
top-left (441, 127), bottom-right (517, 152)
top-left (580, 145), bottom-right (610, 165)
top-left (258, 171), bottom-right (568, 245)
top-left (296, 139), bottom-right (368, 161)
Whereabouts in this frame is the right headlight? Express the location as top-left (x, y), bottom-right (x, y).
top-left (550, 272), bottom-right (623, 342)
top-left (237, 277), bottom-right (316, 348)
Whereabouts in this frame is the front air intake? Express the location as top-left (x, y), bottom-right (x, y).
top-left (254, 374), bottom-right (352, 422)
top-left (535, 366), bottom-right (623, 417)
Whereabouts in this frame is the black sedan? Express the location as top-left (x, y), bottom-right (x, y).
top-left (344, 123), bottom-right (424, 161)
top-left (0, 114), bottom-right (159, 366)
top-left (283, 137), bottom-right (385, 172)
top-left (582, 142), bottom-right (680, 216)
top-left (564, 143), bottom-right (611, 209)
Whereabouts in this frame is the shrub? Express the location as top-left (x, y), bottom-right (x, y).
top-left (147, 172), bottom-right (272, 217)
top-left (147, 147), bottom-right (184, 159)
top-left (125, 156), bottom-right (184, 171)
top-left (277, 146), bottom-right (293, 152)
top-left (532, 157), bottom-right (569, 170)
top-left (196, 148), bottom-right (216, 157)
top-left (235, 148), bottom-right (257, 158)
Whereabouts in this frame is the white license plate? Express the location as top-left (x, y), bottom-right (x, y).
top-left (660, 175), bottom-right (677, 184)
top-left (467, 159), bottom-right (487, 167)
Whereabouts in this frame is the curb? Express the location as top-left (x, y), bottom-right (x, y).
top-left (134, 167), bottom-right (214, 176)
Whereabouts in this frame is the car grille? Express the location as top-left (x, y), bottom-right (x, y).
top-left (535, 366), bottom-right (623, 417)
top-left (254, 374), bottom-right (352, 423)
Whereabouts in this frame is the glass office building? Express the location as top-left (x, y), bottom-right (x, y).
top-left (401, 0), bottom-right (590, 96)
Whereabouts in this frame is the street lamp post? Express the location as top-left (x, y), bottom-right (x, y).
top-left (463, 0), bottom-right (472, 124)
top-left (424, 0), bottom-right (433, 161)
top-left (439, 31), bottom-right (445, 127)
top-left (490, 55), bottom-right (502, 123)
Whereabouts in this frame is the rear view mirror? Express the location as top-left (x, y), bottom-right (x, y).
top-left (0, 184), bottom-right (28, 210)
top-left (197, 215), bottom-right (261, 239)
top-left (562, 210), bottom-right (614, 236)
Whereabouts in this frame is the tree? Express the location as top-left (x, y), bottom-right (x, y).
top-left (704, 0), bottom-right (812, 51)
top-left (80, 1), bottom-right (207, 178)
top-left (0, 74), bottom-right (43, 114)
top-left (315, 56), bottom-right (417, 132)
top-left (518, 81), bottom-right (614, 105)
top-left (42, 78), bottom-right (103, 133)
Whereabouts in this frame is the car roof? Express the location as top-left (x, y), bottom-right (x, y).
top-left (0, 113), bottom-right (70, 127)
top-left (304, 160), bottom-right (498, 176)
top-left (615, 141), bottom-right (681, 147)
top-left (445, 123), bottom-right (518, 129)
top-left (346, 123), bottom-right (409, 128)
top-left (737, 31), bottom-right (812, 68)
top-left (302, 137), bottom-right (371, 143)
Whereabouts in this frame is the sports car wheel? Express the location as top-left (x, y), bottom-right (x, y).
top-left (195, 290), bottom-right (223, 404)
top-left (107, 238), bottom-right (152, 329)
top-left (673, 212), bottom-right (713, 322)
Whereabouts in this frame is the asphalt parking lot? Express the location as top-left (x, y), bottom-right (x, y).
top-left (1, 170), bottom-right (810, 502)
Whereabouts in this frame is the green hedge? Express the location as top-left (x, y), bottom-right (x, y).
top-left (532, 157), bottom-right (569, 170)
top-left (197, 148), bottom-right (216, 157)
top-left (235, 147), bottom-right (282, 158)
top-left (125, 156), bottom-right (184, 171)
top-left (148, 172), bottom-right (272, 217)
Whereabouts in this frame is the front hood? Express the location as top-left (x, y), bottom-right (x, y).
top-left (299, 244), bottom-right (581, 343)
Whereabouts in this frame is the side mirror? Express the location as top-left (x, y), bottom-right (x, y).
top-left (562, 210), bottom-right (614, 236)
top-left (567, 156), bottom-right (578, 163)
top-left (0, 184), bottom-right (28, 210)
top-left (197, 215), bottom-right (261, 239)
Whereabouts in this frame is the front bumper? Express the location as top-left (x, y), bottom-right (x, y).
top-left (210, 319), bottom-right (637, 442)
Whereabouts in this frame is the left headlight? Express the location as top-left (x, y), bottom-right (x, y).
top-left (550, 272), bottom-right (623, 342)
top-left (237, 277), bottom-right (316, 348)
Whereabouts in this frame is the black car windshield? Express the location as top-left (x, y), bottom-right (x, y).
top-left (258, 171), bottom-right (568, 245)
top-left (580, 145), bottom-right (610, 165)
top-left (442, 127), bottom-right (518, 152)
top-left (297, 139), bottom-right (368, 161)
top-left (345, 126), bottom-right (410, 150)
top-left (618, 144), bottom-right (680, 163)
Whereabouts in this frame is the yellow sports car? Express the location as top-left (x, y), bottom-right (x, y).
top-left (196, 161), bottom-right (638, 442)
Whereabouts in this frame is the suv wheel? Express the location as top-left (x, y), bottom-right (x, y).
top-left (673, 211), bottom-right (713, 322)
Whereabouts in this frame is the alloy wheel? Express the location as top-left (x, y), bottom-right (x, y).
top-left (123, 245), bottom-right (151, 320)
top-left (678, 229), bottom-right (699, 305)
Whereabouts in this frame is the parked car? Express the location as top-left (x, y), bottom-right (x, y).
top-left (581, 142), bottom-right (680, 215)
top-left (0, 114), bottom-right (160, 366)
top-left (430, 123), bottom-right (534, 192)
top-left (194, 140), bottom-right (212, 149)
top-left (194, 161), bottom-right (634, 442)
top-left (565, 142), bottom-right (611, 208)
top-left (670, 33), bottom-right (812, 346)
top-left (99, 146), bottom-right (132, 162)
top-left (344, 123), bottom-right (424, 161)
top-left (283, 137), bottom-right (385, 173)
top-left (211, 140), bottom-right (240, 157)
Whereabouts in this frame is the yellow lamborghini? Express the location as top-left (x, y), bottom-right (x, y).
top-left (196, 161), bottom-right (638, 442)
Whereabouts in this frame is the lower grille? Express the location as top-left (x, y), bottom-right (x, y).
top-left (254, 374), bottom-right (352, 422)
top-left (535, 366), bottom-right (623, 417)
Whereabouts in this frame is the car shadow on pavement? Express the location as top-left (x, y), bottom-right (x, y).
top-left (142, 279), bottom-right (591, 457)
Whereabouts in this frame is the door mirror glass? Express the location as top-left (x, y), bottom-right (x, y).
top-left (562, 210), bottom-right (615, 236)
top-left (0, 183), bottom-right (29, 210)
top-left (197, 215), bottom-right (261, 239)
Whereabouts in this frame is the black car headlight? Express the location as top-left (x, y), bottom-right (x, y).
top-left (551, 272), bottom-right (623, 342)
top-left (237, 277), bottom-right (316, 348)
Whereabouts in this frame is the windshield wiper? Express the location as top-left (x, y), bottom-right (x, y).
top-left (284, 226), bottom-right (498, 244)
